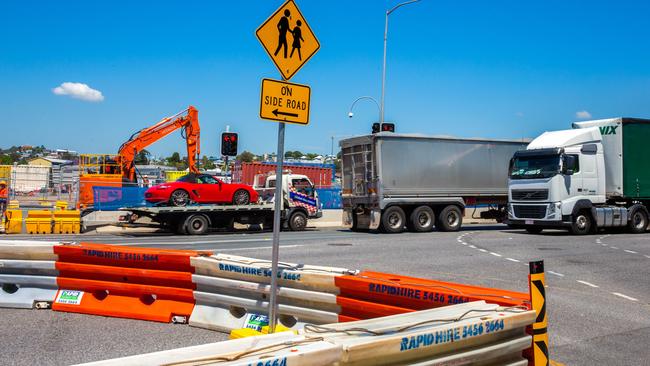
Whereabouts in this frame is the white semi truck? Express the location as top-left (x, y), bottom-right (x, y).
top-left (507, 117), bottom-right (650, 235)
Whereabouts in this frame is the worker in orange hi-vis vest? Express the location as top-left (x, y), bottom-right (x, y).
top-left (0, 180), bottom-right (7, 217)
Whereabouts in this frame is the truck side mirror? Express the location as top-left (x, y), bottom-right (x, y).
top-left (562, 155), bottom-right (576, 175)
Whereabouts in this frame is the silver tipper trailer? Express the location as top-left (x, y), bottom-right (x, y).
top-left (340, 133), bottom-right (528, 233)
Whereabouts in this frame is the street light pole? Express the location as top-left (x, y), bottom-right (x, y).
top-left (381, 0), bottom-right (421, 124)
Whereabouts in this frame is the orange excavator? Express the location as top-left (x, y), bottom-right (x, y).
top-left (78, 106), bottom-right (201, 209)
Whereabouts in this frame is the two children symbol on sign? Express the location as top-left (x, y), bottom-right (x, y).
top-left (273, 9), bottom-right (305, 61)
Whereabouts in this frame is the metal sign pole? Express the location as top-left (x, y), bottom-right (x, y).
top-left (268, 121), bottom-right (285, 333)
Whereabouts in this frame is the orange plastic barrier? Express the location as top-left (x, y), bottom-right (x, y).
top-left (51, 243), bottom-right (212, 323)
top-left (54, 243), bottom-right (211, 271)
top-left (335, 271), bottom-right (530, 311)
top-left (336, 296), bottom-right (414, 320)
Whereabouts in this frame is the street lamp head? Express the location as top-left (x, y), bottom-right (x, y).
top-left (348, 112), bottom-right (354, 118)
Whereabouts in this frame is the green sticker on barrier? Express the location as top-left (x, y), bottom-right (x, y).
top-left (56, 290), bottom-right (84, 305)
top-left (244, 314), bottom-right (269, 331)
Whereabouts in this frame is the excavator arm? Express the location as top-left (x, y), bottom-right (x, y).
top-left (118, 106), bottom-right (200, 182)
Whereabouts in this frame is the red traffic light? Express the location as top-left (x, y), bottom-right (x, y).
top-left (381, 123), bottom-right (395, 132)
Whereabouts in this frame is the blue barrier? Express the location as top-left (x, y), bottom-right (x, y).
top-left (316, 188), bottom-right (341, 209)
top-left (92, 186), bottom-right (149, 211)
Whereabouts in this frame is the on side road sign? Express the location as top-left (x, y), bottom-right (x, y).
top-left (256, 0), bottom-right (320, 80)
top-left (260, 78), bottom-right (310, 125)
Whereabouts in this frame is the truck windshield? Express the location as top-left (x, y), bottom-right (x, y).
top-left (509, 155), bottom-right (560, 179)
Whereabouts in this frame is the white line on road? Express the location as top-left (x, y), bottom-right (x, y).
top-left (469, 245), bottom-right (476, 249)
top-left (611, 246), bottom-right (619, 250)
top-left (506, 258), bottom-right (520, 263)
top-left (612, 292), bottom-right (639, 302)
top-left (624, 250), bottom-right (638, 254)
top-left (218, 244), bottom-right (304, 252)
top-left (490, 252), bottom-right (502, 257)
top-left (478, 248), bottom-right (488, 253)
top-left (547, 271), bottom-right (565, 277)
top-left (576, 280), bottom-right (599, 288)
top-left (645, 255), bottom-right (650, 259)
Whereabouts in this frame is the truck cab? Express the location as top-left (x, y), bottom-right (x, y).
top-left (253, 172), bottom-right (322, 229)
top-left (508, 118), bottom-right (650, 235)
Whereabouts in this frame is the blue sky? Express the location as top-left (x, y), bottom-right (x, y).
top-left (2, 0), bottom-right (649, 158)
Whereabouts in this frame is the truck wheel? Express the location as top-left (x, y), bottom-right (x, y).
top-left (570, 211), bottom-right (593, 235)
top-left (288, 211), bottom-right (308, 231)
top-left (170, 190), bottom-right (190, 207)
top-left (628, 206), bottom-right (648, 234)
top-left (381, 206), bottom-right (406, 233)
top-left (437, 205), bottom-right (463, 232)
top-left (409, 206), bottom-right (435, 232)
top-left (232, 190), bottom-right (250, 205)
top-left (185, 214), bottom-right (209, 235)
top-left (525, 227), bottom-right (543, 234)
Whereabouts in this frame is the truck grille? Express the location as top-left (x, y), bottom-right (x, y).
top-left (513, 205), bottom-right (547, 219)
top-left (511, 189), bottom-right (548, 201)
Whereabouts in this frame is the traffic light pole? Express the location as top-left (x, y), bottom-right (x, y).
top-left (268, 121), bottom-right (285, 333)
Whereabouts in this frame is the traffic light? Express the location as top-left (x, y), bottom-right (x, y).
top-left (381, 123), bottom-right (395, 132)
top-left (372, 123), bottom-right (381, 134)
top-left (221, 132), bottom-right (238, 156)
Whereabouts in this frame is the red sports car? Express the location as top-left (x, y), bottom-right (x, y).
top-left (145, 174), bottom-right (259, 207)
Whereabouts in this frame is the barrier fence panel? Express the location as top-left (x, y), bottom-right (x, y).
top-left (92, 186), bottom-right (149, 211)
top-left (316, 187), bottom-right (341, 209)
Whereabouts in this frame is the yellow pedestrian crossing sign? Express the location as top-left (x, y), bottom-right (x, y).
top-left (256, 0), bottom-right (320, 81)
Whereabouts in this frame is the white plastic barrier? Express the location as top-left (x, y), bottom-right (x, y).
top-left (74, 301), bottom-right (536, 366)
top-left (301, 301), bottom-right (535, 366)
top-left (189, 254), bottom-right (354, 332)
top-left (0, 244), bottom-right (60, 309)
top-left (75, 331), bottom-right (343, 366)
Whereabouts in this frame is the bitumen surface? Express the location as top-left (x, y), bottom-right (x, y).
top-left (1, 226), bottom-right (649, 365)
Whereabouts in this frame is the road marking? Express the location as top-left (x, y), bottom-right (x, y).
top-left (611, 246), bottom-right (619, 250)
top-left (506, 257), bottom-right (520, 263)
top-left (612, 292), bottom-right (639, 302)
top-left (624, 250), bottom-right (638, 254)
top-left (576, 280), bottom-right (599, 288)
top-left (490, 252), bottom-right (502, 257)
top-left (461, 242), bottom-right (468, 246)
top-left (219, 244), bottom-right (304, 252)
top-left (547, 270), bottom-right (564, 277)
top-left (645, 255), bottom-right (650, 259)
top-left (469, 245), bottom-right (476, 249)
top-left (478, 248), bottom-right (488, 253)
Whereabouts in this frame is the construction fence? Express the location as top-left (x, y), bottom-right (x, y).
top-left (1, 164), bottom-right (79, 209)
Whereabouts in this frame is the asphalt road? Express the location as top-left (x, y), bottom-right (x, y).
top-left (2, 226), bottom-right (649, 365)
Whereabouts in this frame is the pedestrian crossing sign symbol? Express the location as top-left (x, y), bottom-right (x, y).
top-left (256, 0), bottom-right (320, 81)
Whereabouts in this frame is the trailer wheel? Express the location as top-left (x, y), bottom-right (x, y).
top-left (408, 206), bottom-right (435, 232)
top-left (288, 211), bottom-right (308, 231)
top-left (437, 205), bottom-right (463, 232)
top-left (185, 214), bottom-right (209, 235)
top-left (381, 206), bottom-right (406, 233)
top-left (570, 210), bottom-right (593, 235)
top-left (170, 189), bottom-right (190, 207)
top-left (628, 205), bottom-right (648, 234)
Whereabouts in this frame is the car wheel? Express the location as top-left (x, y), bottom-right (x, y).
top-left (289, 211), bottom-right (308, 231)
top-left (437, 205), bottom-right (463, 232)
top-left (381, 206), bottom-right (406, 233)
top-left (570, 211), bottom-right (593, 235)
top-left (628, 205), bottom-right (648, 234)
top-left (525, 227), bottom-right (543, 234)
top-left (170, 190), bottom-right (190, 207)
top-left (233, 190), bottom-right (251, 205)
top-left (408, 206), bottom-right (435, 232)
top-left (185, 214), bottom-right (209, 235)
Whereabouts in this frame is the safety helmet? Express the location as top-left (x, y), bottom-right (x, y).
top-left (0, 180), bottom-right (6, 185)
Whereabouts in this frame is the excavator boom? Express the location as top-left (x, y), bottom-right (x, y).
top-left (118, 106), bottom-right (200, 182)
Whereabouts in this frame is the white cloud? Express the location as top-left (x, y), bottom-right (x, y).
top-left (575, 110), bottom-right (592, 119)
top-left (52, 82), bottom-right (104, 102)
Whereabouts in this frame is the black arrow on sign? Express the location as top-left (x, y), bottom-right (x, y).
top-left (273, 109), bottom-right (299, 118)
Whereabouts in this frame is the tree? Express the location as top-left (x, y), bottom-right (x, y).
top-left (134, 149), bottom-right (151, 165)
top-left (201, 156), bottom-right (216, 170)
top-left (236, 151), bottom-right (255, 163)
top-left (167, 152), bottom-right (181, 164)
